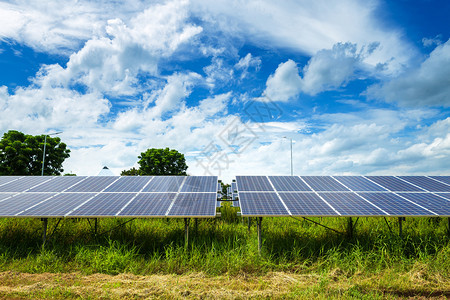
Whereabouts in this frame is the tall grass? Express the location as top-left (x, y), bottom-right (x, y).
top-left (0, 204), bottom-right (448, 278)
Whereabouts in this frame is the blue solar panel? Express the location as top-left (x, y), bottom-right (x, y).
top-left (0, 176), bottom-right (22, 186)
top-left (357, 192), bottom-right (432, 216)
top-left (65, 177), bottom-right (118, 192)
top-left (19, 193), bottom-right (97, 217)
top-left (279, 192), bottom-right (337, 216)
top-left (437, 193), bottom-right (450, 201)
top-left (69, 193), bottom-right (137, 216)
top-left (318, 192), bottom-right (386, 216)
top-left (119, 193), bottom-right (176, 216)
top-left (0, 193), bottom-right (56, 216)
top-left (366, 176), bottom-right (423, 192)
top-left (231, 182), bottom-right (237, 193)
top-left (269, 176), bottom-right (311, 191)
top-left (141, 176), bottom-right (185, 192)
top-left (333, 176), bottom-right (387, 191)
top-left (236, 176), bottom-right (274, 191)
top-left (239, 192), bottom-right (288, 216)
top-left (430, 176), bottom-right (450, 185)
top-left (399, 176), bottom-right (450, 192)
top-left (167, 193), bottom-right (217, 217)
top-left (301, 176), bottom-right (349, 191)
top-left (181, 176), bottom-right (218, 192)
top-left (104, 176), bottom-right (152, 192)
top-left (0, 193), bottom-right (16, 201)
top-left (28, 176), bottom-right (87, 192)
top-left (0, 176), bottom-right (54, 192)
top-left (397, 193), bottom-right (450, 215)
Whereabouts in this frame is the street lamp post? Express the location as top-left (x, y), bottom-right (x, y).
top-left (41, 132), bottom-right (62, 176)
top-left (283, 137), bottom-right (293, 176)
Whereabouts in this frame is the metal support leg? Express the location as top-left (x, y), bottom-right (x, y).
top-left (194, 218), bottom-right (198, 235)
top-left (42, 218), bottom-right (48, 246)
top-left (347, 217), bottom-right (353, 238)
top-left (448, 217), bottom-right (450, 236)
top-left (94, 218), bottom-right (98, 236)
top-left (257, 217), bottom-right (262, 254)
top-left (248, 217), bottom-right (251, 231)
top-left (184, 218), bottom-right (190, 249)
top-left (399, 217), bottom-right (404, 238)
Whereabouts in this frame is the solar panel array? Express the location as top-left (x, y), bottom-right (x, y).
top-left (0, 176), bottom-right (219, 218)
top-left (236, 176), bottom-right (450, 217)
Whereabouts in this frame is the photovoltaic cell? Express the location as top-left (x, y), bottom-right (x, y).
top-left (236, 176), bottom-right (274, 192)
top-left (318, 192), bottom-right (386, 216)
top-left (0, 193), bottom-right (16, 201)
top-left (0, 176), bottom-right (54, 192)
top-left (430, 176), bottom-right (450, 185)
top-left (279, 192), bottom-right (337, 216)
top-left (65, 177), bottom-right (118, 192)
top-left (269, 176), bottom-right (311, 191)
top-left (69, 193), bottom-right (137, 216)
top-left (397, 193), bottom-right (450, 215)
top-left (167, 193), bottom-right (217, 217)
top-left (19, 193), bottom-right (97, 217)
top-left (301, 176), bottom-right (349, 191)
top-left (0, 193), bottom-right (56, 216)
top-left (27, 176), bottom-right (87, 192)
top-left (437, 193), bottom-right (450, 201)
top-left (0, 176), bottom-right (21, 186)
top-left (239, 192), bottom-right (288, 216)
top-left (357, 192), bottom-right (432, 216)
top-left (181, 176), bottom-right (218, 192)
top-left (119, 193), bottom-right (176, 216)
top-left (366, 176), bottom-right (422, 192)
top-left (104, 176), bottom-right (152, 192)
top-left (141, 176), bottom-right (184, 192)
top-left (333, 176), bottom-right (387, 191)
top-left (399, 176), bottom-right (450, 192)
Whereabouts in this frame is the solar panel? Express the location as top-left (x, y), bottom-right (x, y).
top-left (430, 176), bottom-right (450, 185)
top-left (0, 193), bottom-right (16, 201)
top-left (118, 193), bottom-right (176, 216)
top-left (301, 176), bottom-right (349, 191)
top-left (19, 193), bottom-right (97, 217)
top-left (27, 176), bottom-right (87, 192)
top-left (357, 192), bottom-right (432, 216)
top-left (333, 176), bottom-right (387, 191)
top-left (141, 176), bottom-right (184, 192)
top-left (397, 193), bottom-right (450, 215)
top-left (236, 176), bottom-right (274, 192)
top-left (0, 193), bottom-right (56, 216)
top-left (231, 182), bottom-right (237, 193)
top-left (399, 176), bottom-right (450, 192)
top-left (167, 193), bottom-right (217, 217)
top-left (181, 176), bottom-right (217, 192)
top-left (437, 193), bottom-right (450, 200)
top-left (0, 176), bottom-right (54, 192)
top-left (69, 193), bottom-right (137, 217)
top-left (279, 192), bottom-right (337, 216)
top-left (65, 176), bottom-right (118, 192)
top-left (104, 176), bottom-right (152, 192)
top-left (318, 192), bottom-right (386, 216)
top-left (366, 176), bottom-right (423, 192)
top-left (238, 192), bottom-right (288, 216)
top-left (0, 176), bottom-right (22, 186)
top-left (269, 176), bottom-right (311, 191)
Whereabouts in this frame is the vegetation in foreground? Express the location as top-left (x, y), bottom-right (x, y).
top-left (0, 204), bottom-right (449, 298)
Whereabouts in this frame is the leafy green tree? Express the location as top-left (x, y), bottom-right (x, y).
top-left (122, 148), bottom-right (188, 176)
top-left (120, 167), bottom-right (140, 176)
top-left (0, 130), bottom-right (70, 175)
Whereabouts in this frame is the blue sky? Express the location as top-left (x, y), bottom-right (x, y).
top-left (0, 0), bottom-right (449, 182)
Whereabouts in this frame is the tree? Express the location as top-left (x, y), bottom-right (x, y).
top-left (122, 148), bottom-right (188, 176)
top-left (0, 130), bottom-right (70, 175)
top-left (121, 167), bottom-right (140, 176)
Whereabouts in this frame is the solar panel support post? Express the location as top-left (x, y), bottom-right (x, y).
top-left (347, 217), bottom-right (353, 238)
top-left (398, 217), bottom-right (405, 238)
top-left (94, 218), bottom-right (98, 236)
top-left (448, 218), bottom-right (450, 236)
top-left (184, 218), bottom-right (190, 250)
top-left (257, 217), bottom-right (263, 254)
top-left (248, 217), bottom-right (252, 231)
top-left (41, 218), bottom-right (48, 246)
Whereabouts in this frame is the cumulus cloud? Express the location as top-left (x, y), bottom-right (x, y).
top-left (367, 40), bottom-right (450, 107)
top-left (263, 60), bottom-right (302, 102)
top-left (235, 53), bottom-right (261, 79)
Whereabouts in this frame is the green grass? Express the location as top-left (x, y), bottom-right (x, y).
top-left (0, 204), bottom-right (449, 297)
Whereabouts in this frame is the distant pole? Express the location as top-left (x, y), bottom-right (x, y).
top-left (283, 137), bottom-right (293, 176)
top-left (41, 131), bottom-right (62, 176)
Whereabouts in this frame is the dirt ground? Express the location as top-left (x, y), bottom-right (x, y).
top-left (0, 270), bottom-right (449, 299)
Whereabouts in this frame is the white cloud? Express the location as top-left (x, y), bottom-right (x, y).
top-left (263, 60), bottom-right (302, 102)
top-left (367, 40), bottom-right (450, 107)
top-left (235, 53), bottom-right (261, 79)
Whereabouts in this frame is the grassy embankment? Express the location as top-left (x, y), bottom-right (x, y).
top-left (0, 204), bottom-right (449, 298)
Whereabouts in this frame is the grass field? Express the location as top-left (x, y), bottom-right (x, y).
top-left (0, 204), bottom-right (449, 299)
